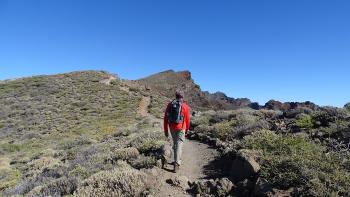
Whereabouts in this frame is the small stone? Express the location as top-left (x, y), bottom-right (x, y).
top-left (166, 176), bottom-right (190, 190)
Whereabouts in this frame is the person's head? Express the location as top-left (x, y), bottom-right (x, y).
top-left (175, 90), bottom-right (184, 100)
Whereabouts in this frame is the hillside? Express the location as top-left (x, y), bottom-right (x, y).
top-left (0, 70), bottom-right (350, 197)
top-left (0, 71), bottom-right (167, 196)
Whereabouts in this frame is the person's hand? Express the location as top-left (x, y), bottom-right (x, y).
top-left (165, 132), bottom-right (170, 141)
top-left (185, 130), bottom-right (190, 138)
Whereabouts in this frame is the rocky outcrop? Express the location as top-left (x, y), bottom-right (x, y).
top-left (189, 178), bottom-right (235, 197)
top-left (230, 149), bottom-right (261, 182)
top-left (137, 70), bottom-right (253, 110)
top-left (205, 91), bottom-right (252, 109)
top-left (264, 100), bottom-right (319, 111)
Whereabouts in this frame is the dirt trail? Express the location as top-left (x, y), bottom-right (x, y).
top-left (136, 96), bottom-right (220, 196)
top-left (137, 96), bottom-right (151, 117)
top-left (154, 140), bottom-right (219, 197)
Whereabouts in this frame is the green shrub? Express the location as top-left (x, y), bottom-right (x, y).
top-left (0, 143), bottom-right (22, 153)
top-left (138, 139), bottom-right (167, 154)
top-left (129, 131), bottom-right (166, 154)
top-left (213, 120), bottom-right (234, 140)
top-left (296, 114), bottom-right (314, 129)
top-left (109, 147), bottom-right (140, 161)
top-left (0, 158), bottom-right (22, 190)
top-left (27, 156), bottom-right (63, 178)
top-left (129, 155), bottom-right (157, 169)
top-left (69, 165), bottom-right (90, 179)
top-left (194, 124), bottom-right (213, 135)
top-left (191, 115), bottom-right (210, 127)
top-left (244, 130), bottom-right (350, 196)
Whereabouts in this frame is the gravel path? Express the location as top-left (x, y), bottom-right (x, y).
top-left (154, 139), bottom-right (219, 197)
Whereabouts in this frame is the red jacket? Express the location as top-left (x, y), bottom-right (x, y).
top-left (164, 100), bottom-right (191, 133)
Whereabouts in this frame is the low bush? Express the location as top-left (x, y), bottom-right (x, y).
top-left (212, 120), bottom-right (234, 140)
top-left (129, 155), bottom-right (157, 169)
top-left (231, 119), bottom-right (270, 139)
top-left (0, 158), bottom-right (21, 191)
top-left (67, 143), bottom-right (112, 178)
top-left (191, 115), bottom-right (210, 127)
top-left (244, 130), bottom-right (350, 196)
top-left (108, 147), bottom-right (140, 162)
top-left (57, 137), bottom-right (93, 150)
top-left (194, 125), bottom-right (213, 135)
top-left (26, 156), bottom-right (62, 178)
top-left (295, 114), bottom-right (314, 129)
top-left (129, 131), bottom-right (167, 154)
top-left (3, 166), bottom-right (68, 196)
top-left (73, 162), bottom-right (150, 197)
top-left (68, 165), bottom-right (90, 180)
top-left (27, 177), bottom-right (77, 197)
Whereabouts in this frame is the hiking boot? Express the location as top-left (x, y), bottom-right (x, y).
top-left (173, 162), bottom-right (180, 173)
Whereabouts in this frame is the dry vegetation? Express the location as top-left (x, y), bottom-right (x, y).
top-left (191, 107), bottom-right (350, 196)
top-left (1, 70), bottom-right (350, 196)
top-left (0, 71), bottom-right (166, 196)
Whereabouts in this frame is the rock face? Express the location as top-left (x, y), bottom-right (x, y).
top-left (137, 70), bottom-right (252, 110)
top-left (230, 149), bottom-right (261, 182)
top-left (205, 91), bottom-right (252, 109)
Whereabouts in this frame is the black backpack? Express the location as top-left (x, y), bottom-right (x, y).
top-left (167, 99), bottom-right (184, 123)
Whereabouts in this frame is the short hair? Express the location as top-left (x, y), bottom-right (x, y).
top-left (175, 90), bottom-right (184, 99)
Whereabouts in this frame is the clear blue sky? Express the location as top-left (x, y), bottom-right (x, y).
top-left (0, 0), bottom-right (349, 107)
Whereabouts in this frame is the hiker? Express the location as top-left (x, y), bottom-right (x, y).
top-left (164, 90), bottom-right (191, 172)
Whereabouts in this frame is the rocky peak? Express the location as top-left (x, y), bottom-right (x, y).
top-left (178, 71), bottom-right (192, 80)
top-left (137, 70), bottom-right (253, 110)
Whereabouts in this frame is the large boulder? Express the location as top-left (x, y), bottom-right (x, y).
top-left (157, 144), bottom-right (172, 168)
top-left (230, 149), bottom-right (261, 182)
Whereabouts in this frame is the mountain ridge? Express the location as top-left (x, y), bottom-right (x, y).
top-left (137, 69), bottom-right (335, 112)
